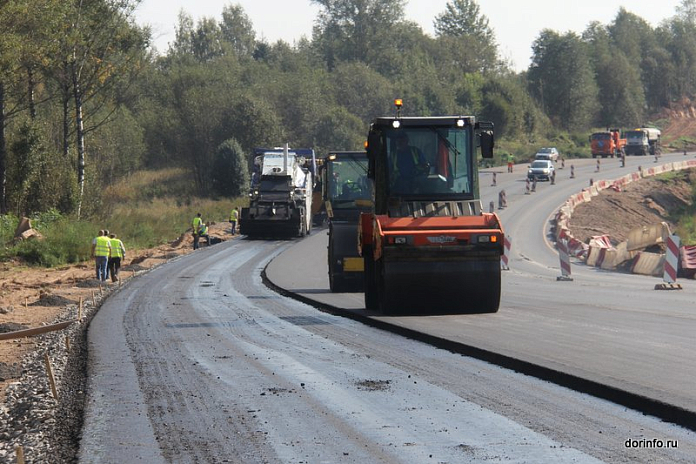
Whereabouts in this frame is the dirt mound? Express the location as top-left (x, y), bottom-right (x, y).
top-left (569, 170), bottom-right (695, 245)
top-left (655, 97), bottom-right (696, 144)
top-left (29, 293), bottom-right (77, 307)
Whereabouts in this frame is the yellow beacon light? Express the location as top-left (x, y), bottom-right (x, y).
top-left (394, 98), bottom-right (403, 108)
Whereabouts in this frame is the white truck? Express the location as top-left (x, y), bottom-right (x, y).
top-left (240, 145), bottom-right (314, 237)
top-left (625, 128), bottom-right (661, 156)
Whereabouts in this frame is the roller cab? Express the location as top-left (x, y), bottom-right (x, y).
top-left (360, 105), bottom-right (504, 314)
top-left (323, 151), bottom-right (372, 292)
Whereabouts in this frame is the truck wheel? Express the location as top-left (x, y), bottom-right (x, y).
top-left (363, 247), bottom-right (378, 310)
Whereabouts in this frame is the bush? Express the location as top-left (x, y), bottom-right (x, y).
top-left (0, 214), bottom-right (19, 248)
top-left (14, 239), bottom-right (61, 267)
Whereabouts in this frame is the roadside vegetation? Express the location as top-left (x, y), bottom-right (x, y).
top-left (656, 170), bottom-right (696, 245)
top-left (2, 0), bottom-right (696, 266)
top-left (0, 168), bottom-right (245, 266)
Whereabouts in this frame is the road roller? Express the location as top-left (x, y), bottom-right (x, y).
top-left (359, 100), bottom-right (505, 314)
top-left (323, 151), bottom-right (372, 292)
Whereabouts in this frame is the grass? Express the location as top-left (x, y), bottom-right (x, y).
top-left (1, 168), bottom-right (248, 267)
top-left (102, 197), bottom-right (244, 249)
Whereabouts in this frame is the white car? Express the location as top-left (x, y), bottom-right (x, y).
top-left (535, 147), bottom-right (559, 162)
top-left (527, 160), bottom-right (555, 181)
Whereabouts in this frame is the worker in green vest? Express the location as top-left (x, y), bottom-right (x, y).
top-left (192, 213), bottom-right (203, 250)
top-left (229, 207), bottom-right (239, 235)
top-left (199, 222), bottom-right (209, 246)
top-left (90, 230), bottom-right (111, 282)
top-left (108, 233), bottom-right (126, 282)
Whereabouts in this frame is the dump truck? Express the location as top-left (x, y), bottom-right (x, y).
top-left (590, 128), bottom-right (626, 158)
top-left (625, 128), bottom-right (662, 156)
top-left (323, 151), bottom-right (372, 292)
top-left (359, 100), bottom-right (504, 314)
top-left (240, 145), bottom-right (314, 238)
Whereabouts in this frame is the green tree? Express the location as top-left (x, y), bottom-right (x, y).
top-left (8, 120), bottom-right (75, 215)
top-left (434, 0), bottom-right (493, 41)
top-left (220, 4), bottom-right (256, 58)
top-left (311, 0), bottom-right (406, 68)
top-left (61, 0), bottom-right (149, 217)
top-left (212, 138), bottom-right (249, 197)
top-left (528, 30), bottom-right (599, 130)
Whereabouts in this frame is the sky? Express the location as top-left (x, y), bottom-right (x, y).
top-left (133, 0), bottom-right (682, 72)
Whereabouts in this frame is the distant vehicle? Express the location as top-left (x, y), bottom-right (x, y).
top-left (527, 160), bottom-right (555, 181)
top-left (240, 145), bottom-right (315, 238)
top-left (625, 128), bottom-right (662, 156)
top-left (534, 147), bottom-right (559, 162)
top-left (590, 128), bottom-right (626, 158)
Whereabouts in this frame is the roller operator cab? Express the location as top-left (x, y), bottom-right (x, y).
top-left (324, 151), bottom-right (372, 292)
top-left (359, 105), bottom-right (504, 314)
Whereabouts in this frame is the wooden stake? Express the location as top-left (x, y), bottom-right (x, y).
top-left (92, 290), bottom-right (96, 307)
top-left (65, 334), bottom-right (71, 351)
top-left (99, 283), bottom-right (103, 295)
top-left (43, 353), bottom-right (58, 400)
top-left (25, 297), bottom-right (28, 309)
top-left (15, 445), bottom-right (25, 464)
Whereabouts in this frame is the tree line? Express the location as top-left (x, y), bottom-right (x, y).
top-left (1, 0), bottom-right (696, 220)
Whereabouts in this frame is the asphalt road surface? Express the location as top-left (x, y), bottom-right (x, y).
top-left (269, 152), bottom-right (696, 417)
top-left (79, 153), bottom-right (696, 463)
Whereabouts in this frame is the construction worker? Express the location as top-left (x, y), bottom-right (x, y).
top-left (199, 222), bottom-right (209, 246)
top-left (507, 154), bottom-right (515, 173)
top-left (392, 133), bottom-right (428, 192)
top-left (229, 207), bottom-right (239, 235)
top-left (108, 234), bottom-right (126, 282)
top-left (90, 230), bottom-right (111, 282)
top-left (192, 213), bottom-right (203, 250)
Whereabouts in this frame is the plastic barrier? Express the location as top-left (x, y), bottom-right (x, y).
top-left (557, 239), bottom-right (573, 281)
top-left (681, 244), bottom-right (696, 279)
top-left (626, 222), bottom-right (670, 252)
top-left (663, 235), bottom-right (680, 284)
top-left (631, 252), bottom-right (665, 276)
top-left (501, 236), bottom-right (511, 270)
top-left (552, 160), bottom-right (694, 278)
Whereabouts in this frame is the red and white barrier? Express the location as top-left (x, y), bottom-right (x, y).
top-left (501, 236), bottom-right (511, 270)
top-left (663, 235), bottom-right (680, 283)
top-left (557, 239), bottom-right (573, 281)
top-left (655, 234), bottom-right (683, 290)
